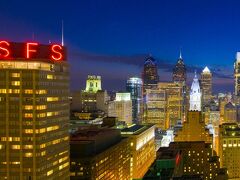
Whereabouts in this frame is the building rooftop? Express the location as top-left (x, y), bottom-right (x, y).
top-left (121, 124), bottom-right (154, 135)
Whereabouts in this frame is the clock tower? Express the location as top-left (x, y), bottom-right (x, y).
top-left (190, 71), bottom-right (202, 111)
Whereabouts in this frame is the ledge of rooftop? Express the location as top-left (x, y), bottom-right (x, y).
top-left (121, 124), bottom-right (155, 135)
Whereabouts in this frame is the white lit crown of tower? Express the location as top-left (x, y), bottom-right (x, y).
top-left (189, 71), bottom-right (202, 111)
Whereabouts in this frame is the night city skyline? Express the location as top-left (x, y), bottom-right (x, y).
top-left (1, 0), bottom-right (239, 93)
top-left (3, 1), bottom-right (240, 179)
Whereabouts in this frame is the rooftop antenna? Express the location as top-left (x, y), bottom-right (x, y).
top-left (61, 20), bottom-right (64, 46)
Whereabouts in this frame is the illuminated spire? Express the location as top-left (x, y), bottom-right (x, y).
top-left (61, 20), bottom-right (64, 46)
top-left (202, 66), bottom-right (210, 73)
top-left (179, 49), bottom-right (182, 59)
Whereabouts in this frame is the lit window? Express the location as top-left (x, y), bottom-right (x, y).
top-left (47, 75), bottom-right (54, 79)
top-left (11, 73), bottom-right (20, 77)
top-left (12, 145), bottom-right (20, 149)
top-left (11, 81), bottom-right (20, 86)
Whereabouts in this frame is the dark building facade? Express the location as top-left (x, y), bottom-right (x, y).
top-left (172, 53), bottom-right (187, 83)
top-left (142, 55), bottom-right (159, 91)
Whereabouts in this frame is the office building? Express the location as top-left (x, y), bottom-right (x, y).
top-left (172, 52), bottom-right (187, 83)
top-left (144, 88), bottom-right (166, 129)
top-left (0, 42), bottom-right (69, 179)
top-left (223, 102), bottom-right (237, 123)
top-left (142, 55), bottom-right (159, 92)
top-left (70, 127), bottom-right (130, 179)
top-left (114, 92), bottom-right (132, 124)
top-left (234, 52), bottom-right (240, 96)
top-left (158, 82), bottom-right (184, 128)
top-left (121, 124), bottom-right (156, 179)
top-left (201, 67), bottom-right (212, 106)
top-left (71, 75), bottom-right (109, 112)
top-left (219, 123), bottom-right (240, 179)
top-left (126, 77), bottom-right (143, 124)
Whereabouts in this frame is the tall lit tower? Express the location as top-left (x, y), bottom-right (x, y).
top-left (189, 72), bottom-right (202, 111)
top-left (234, 52), bottom-right (240, 96)
top-left (142, 55), bottom-right (159, 91)
top-left (172, 51), bottom-right (186, 83)
top-left (126, 77), bottom-right (143, 124)
top-left (201, 66), bottom-right (212, 105)
top-left (0, 41), bottom-right (69, 179)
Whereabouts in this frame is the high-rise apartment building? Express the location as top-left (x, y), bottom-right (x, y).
top-left (0, 42), bottom-right (69, 179)
top-left (201, 67), bottom-right (212, 105)
top-left (234, 52), bottom-right (240, 96)
top-left (126, 77), bottom-right (143, 124)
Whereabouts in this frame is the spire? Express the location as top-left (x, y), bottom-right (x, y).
top-left (194, 70), bottom-right (197, 79)
top-left (202, 66), bottom-right (210, 73)
top-left (61, 20), bottom-right (64, 46)
top-left (179, 49), bottom-right (182, 59)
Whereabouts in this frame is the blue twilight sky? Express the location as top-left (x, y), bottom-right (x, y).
top-left (0, 0), bottom-right (239, 93)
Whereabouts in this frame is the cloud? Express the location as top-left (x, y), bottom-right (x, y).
top-left (69, 50), bottom-right (234, 92)
top-left (70, 50), bottom-right (233, 79)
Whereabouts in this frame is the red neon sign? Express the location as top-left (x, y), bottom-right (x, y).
top-left (0, 41), bottom-right (66, 62)
top-left (51, 45), bottom-right (63, 61)
top-left (0, 41), bottom-right (10, 58)
top-left (26, 42), bottom-right (38, 59)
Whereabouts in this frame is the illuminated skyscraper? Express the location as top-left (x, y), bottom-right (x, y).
top-left (142, 55), bottom-right (159, 91)
top-left (71, 75), bottom-right (109, 112)
top-left (219, 123), bottom-right (240, 179)
top-left (144, 88), bottom-right (166, 129)
top-left (126, 77), bottom-right (143, 124)
top-left (172, 52), bottom-right (186, 83)
top-left (201, 66), bottom-right (212, 105)
top-left (234, 52), bottom-right (240, 96)
top-left (158, 82), bottom-right (184, 128)
top-left (0, 42), bottom-right (69, 179)
top-left (189, 72), bottom-right (202, 111)
top-left (121, 124), bottom-right (156, 179)
top-left (114, 92), bottom-right (132, 125)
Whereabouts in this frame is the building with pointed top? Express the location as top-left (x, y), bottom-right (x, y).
top-left (172, 52), bottom-right (187, 83)
top-left (190, 72), bottom-right (202, 111)
top-left (234, 52), bottom-right (240, 96)
top-left (142, 55), bottom-right (159, 91)
top-left (201, 66), bottom-right (212, 106)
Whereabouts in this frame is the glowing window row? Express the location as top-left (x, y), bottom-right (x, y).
top-left (24, 125), bottom-right (59, 134)
top-left (0, 89), bottom-right (47, 94)
top-left (40, 136), bottom-right (69, 148)
top-left (25, 111), bottom-right (60, 118)
top-left (24, 105), bottom-right (46, 110)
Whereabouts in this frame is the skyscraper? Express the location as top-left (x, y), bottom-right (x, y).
top-left (172, 52), bottom-right (187, 83)
top-left (126, 77), bottom-right (143, 124)
top-left (142, 55), bottom-right (159, 92)
top-left (0, 41), bottom-right (69, 179)
top-left (234, 52), bottom-right (240, 96)
top-left (189, 72), bottom-right (202, 111)
top-left (114, 92), bottom-right (132, 125)
top-left (201, 66), bottom-right (212, 105)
